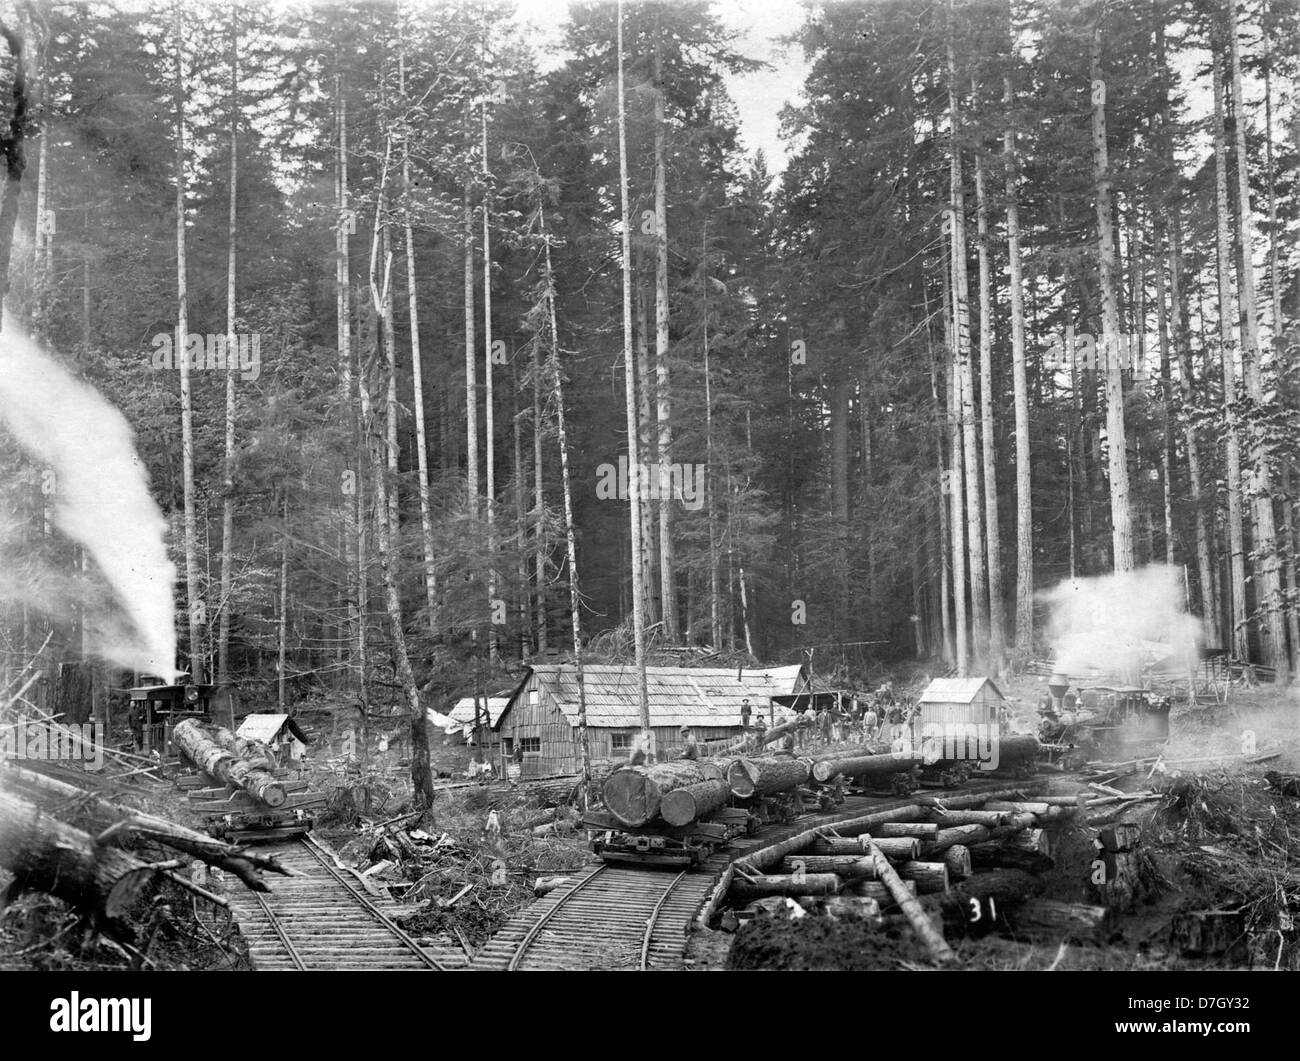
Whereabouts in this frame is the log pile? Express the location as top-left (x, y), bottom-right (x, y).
top-left (721, 785), bottom-right (1087, 962)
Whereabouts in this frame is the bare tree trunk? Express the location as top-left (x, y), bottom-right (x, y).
top-left (174, 7), bottom-right (203, 682)
top-left (32, 103), bottom-right (48, 343)
top-left (974, 138), bottom-right (1003, 671)
top-left (1091, 20), bottom-right (1134, 574)
top-left (217, 13), bottom-right (238, 692)
top-left (1002, 69), bottom-right (1033, 664)
top-left (635, 283), bottom-right (658, 626)
top-left (1227, 0), bottom-right (1287, 682)
top-left (532, 290), bottom-right (547, 655)
top-left (464, 181), bottom-right (478, 517)
top-left (943, 269), bottom-right (968, 675)
top-left (277, 491), bottom-right (287, 711)
top-left (366, 193), bottom-right (431, 808)
top-left (335, 71), bottom-right (360, 694)
top-left (481, 99), bottom-right (497, 662)
top-left (947, 11), bottom-right (987, 667)
top-left (653, 32), bottom-right (678, 643)
top-left (1263, 38), bottom-right (1300, 674)
top-left (1212, 47), bottom-right (1250, 664)
top-left (617, 0), bottom-right (651, 754)
top-left (702, 223), bottom-right (721, 649)
top-left (538, 197), bottom-right (589, 794)
top-left (0, 21), bottom-right (28, 331)
top-left (400, 46), bottom-right (438, 639)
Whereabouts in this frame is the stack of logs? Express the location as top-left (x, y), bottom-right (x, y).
top-left (721, 789), bottom-right (1114, 961)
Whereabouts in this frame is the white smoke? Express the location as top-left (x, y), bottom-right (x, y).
top-left (0, 330), bottom-right (178, 678)
top-left (1040, 564), bottom-right (1202, 681)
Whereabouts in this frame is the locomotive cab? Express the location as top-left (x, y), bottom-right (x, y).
top-left (128, 680), bottom-right (215, 755)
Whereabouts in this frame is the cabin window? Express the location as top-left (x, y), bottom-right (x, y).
top-left (503, 738), bottom-right (514, 755)
top-left (528, 689), bottom-right (539, 708)
top-left (520, 737), bottom-right (541, 754)
top-left (610, 732), bottom-right (633, 752)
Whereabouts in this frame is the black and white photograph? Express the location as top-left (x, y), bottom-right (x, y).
top-left (0, 0), bottom-right (1296, 1009)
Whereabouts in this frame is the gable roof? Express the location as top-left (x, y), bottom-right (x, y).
top-left (236, 713), bottom-right (311, 744)
top-left (449, 696), bottom-right (510, 730)
top-left (520, 664), bottom-right (803, 729)
top-left (918, 677), bottom-right (1005, 705)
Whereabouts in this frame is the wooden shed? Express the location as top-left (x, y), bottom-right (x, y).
top-left (917, 677), bottom-right (1004, 729)
top-left (498, 664), bottom-right (803, 778)
top-left (235, 712), bottom-right (312, 762)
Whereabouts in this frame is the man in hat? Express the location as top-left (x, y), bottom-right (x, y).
top-left (678, 725), bottom-right (700, 761)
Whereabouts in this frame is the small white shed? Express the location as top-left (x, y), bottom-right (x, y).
top-left (236, 713), bottom-right (311, 762)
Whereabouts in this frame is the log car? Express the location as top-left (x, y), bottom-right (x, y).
top-left (584, 805), bottom-right (753, 868)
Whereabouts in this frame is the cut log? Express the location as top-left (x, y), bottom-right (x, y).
top-left (1011, 899), bottom-right (1116, 944)
top-left (173, 719), bottom-right (287, 808)
top-left (807, 835), bottom-right (870, 855)
top-left (760, 717), bottom-right (812, 747)
top-left (0, 788), bottom-right (155, 924)
top-left (983, 800), bottom-right (1050, 815)
top-left (659, 779), bottom-right (731, 826)
top-left (988, 813), bottom-right (1038, 838)
top-left (924, 823), bottom-right (990, 854)
top-left (941, 844), bottom-right (972, 880)
top-left (866, 843), bottom-right (954, 964)
top-left (970, 829), bottom-right (1054, 873)
top-left (601, 760), bottom-right (723, 827)
top-left (779, 855), bottom-right (876, 880)
top-left (805, 835), bottom-right (919, 860)
top-left (731, 872), bottom-right (840, 900)
top-left (875, 822), bottom-right (939, 840)
top-left (847, 878), bottom-right (917, 906)
top-left (812, 752), bottom-right (914, 784)
top-left (940, 869), bottom-right (1044, 936)
top-left (726, 756), bottom-right (810, 798)
top-left (0, 763), bottom-right (286, 891)
top-left (986, 734), bottom-right (1040, 765)
top-left (1037, 793), bottom-right (1089, 807)
top-left (928, 808), bottom-right (1008, 827)
top-left (895, 860), bottom-right (950, 894)
top-left (1096, 823), bottom-right (1141, 852)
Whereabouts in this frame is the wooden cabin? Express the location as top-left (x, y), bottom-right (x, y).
top-left (235, 712), bottom-right (311, 762)
top-left (917, 677), bottom-right (1005, 729)
top-left (498, 664), bottom-right (804, 778)
top-left (445, 696), bottom-right (510, 754)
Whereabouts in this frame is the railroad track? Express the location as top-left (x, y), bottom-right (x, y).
top-left (473, 779), bottom-right (1038, 972)
top-left (225, 834), bottom-right (466, 970)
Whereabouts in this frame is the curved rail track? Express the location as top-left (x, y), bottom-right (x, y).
top-left (226, 835), bottom-right (464, 970)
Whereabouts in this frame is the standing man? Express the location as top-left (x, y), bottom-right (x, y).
top-left (740, 697), bottom-right (752, 731)
top-left (862, 702), bottom-right (878, 744)
top-left (678, 725), bottom-right (700, 761)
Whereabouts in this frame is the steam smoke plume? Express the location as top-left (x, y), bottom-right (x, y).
top-left (1040, 564), bottom-right (1201, 680)
top-left (0, 330), bottom-right (177, 677)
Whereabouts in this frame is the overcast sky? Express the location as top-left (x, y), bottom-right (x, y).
top-left (509, 0), bottom-right (811, 171)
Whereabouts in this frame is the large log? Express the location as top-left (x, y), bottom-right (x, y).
top-left (812, 752), bottom-right (914, 784)
top-left (659, 779), bottom-right (731, 826)
top-left (779, 855), bottom-right (876, 880)
top-left (928, 809), bottom-right (1009, 827)
top-left (895, 860), bottom-right (950, 894)
top-left (942, 845), bottom-right (972, 881)
top-left (174, 719), bottom-right (287, 808)
top-left (805, 836), bottom-right (920, 860)
top-left (0, 763), bottom-right (286, 891)
top-left (866, 843), bottom-right (954, 964)
top-left (876, 822), bottom-right (939, 840)
top-left (731, 872), bottom-right (840, 900)
top-left (970, 829), bottom-right (1054, 873)
top-left (924, 823), bottom-right (991, 854)
top-left (602, 760), bottom-right (723, 827)
top-left (760, 716), bottom-right (812, 747)
top-left (940, 869), bottom-right (1044, 936)
top-left (847, 878), bottom-right (917, 906)
top-left (0, 788), bottom-right (155, 924)
top-left (986, 733), bottom-right (1040, 766)
top-left (726, 756), bottom-right (809, 798)
top-left (983, 800), bottom-right (1051, 815)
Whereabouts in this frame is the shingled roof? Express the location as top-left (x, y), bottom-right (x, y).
top-left (918, 677), bottom-right (1004, 704)
top-left (520, 664), bottom-right (803, 729)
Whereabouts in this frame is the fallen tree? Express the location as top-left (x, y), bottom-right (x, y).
top-left (0, 788), bottom-right (154, 926)
top-left (0, 762), bottom-right (287, 891)
top-left (659, 779), bottom-right (731, 826)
